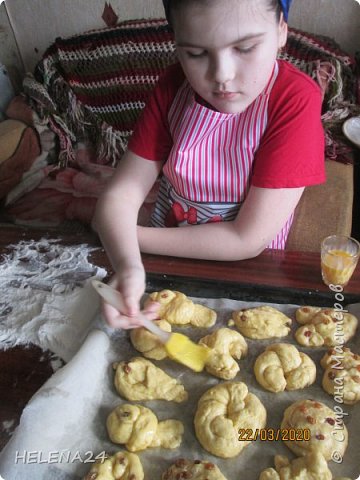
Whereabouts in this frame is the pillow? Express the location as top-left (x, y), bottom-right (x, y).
top-left (5, 95), bottom-right (35, 126)
top-left (0, 120), bottom-right (28, 164)
top-left (0, 120), bottom-right (41, 199)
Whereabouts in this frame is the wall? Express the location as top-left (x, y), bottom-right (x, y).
top-left (289, 0), bottom-right (360, 56)
top-left (0, 2), bottom-right (23, 92)
top-left (3, 0), bottom-right (167, 73)
top-left (1, 0), bottom-right (360, 79)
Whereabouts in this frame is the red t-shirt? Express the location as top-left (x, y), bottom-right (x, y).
top-left (128, 60), bottom-right (325, 189)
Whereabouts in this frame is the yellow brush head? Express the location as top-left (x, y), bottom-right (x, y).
top-left (165, 332), bottom-right (211, 372)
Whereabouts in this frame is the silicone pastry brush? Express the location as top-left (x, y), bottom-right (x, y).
top-left (92, 279), bottom-right (211, 372)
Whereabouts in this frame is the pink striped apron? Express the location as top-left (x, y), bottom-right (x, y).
top-left (151, 61), bottom-right (293, 249)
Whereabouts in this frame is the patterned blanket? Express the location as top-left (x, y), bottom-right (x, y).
top-left (23, 18), bottom-right (359, 168)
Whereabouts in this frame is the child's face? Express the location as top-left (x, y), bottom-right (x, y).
top-left (173, 0), bottom-right (287, 114)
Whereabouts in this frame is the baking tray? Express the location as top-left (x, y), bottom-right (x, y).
top-left (146, 272), bottom-right (360, 306)
top-left (0, 278), bottom-right (359, 480)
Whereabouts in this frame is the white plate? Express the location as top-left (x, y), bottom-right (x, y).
top-left (343, 116), bottom-right (360, 148)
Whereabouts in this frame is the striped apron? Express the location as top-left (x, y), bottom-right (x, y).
top-left (151, 61), bottom-right (293, 249)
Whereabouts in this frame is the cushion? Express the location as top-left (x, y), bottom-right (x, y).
top-left (0, 120), bottom-right (28, 164)
top-left (5, 95), bottom-right (35, 126)
top-left (0, 121), bottom-right (41, 199)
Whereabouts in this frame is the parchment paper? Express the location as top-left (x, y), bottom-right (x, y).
top-left (0, 298), bottom-right (359, 480)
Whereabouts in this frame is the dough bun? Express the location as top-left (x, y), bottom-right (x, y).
top-left (161, 458), bottom-right (228, 480)
top-left (146, 290), bottom-right (217, 327)
top-left (194, 382), bottom-right (266, 458)
top-left (294, 307), bottom-right (358, 347)
top-left (113, 357), bottom-right (188, 402)
top-left (199, 327), bottom-right (248, 379)
top-left (107, 403), bottom-right (183, 451)
top-left (254, 343), bottom-right (316, 392)
top-left (321, 347), bottom-right (360, 404)
top-left (82, 451), bottom-right (143, 480)
top-left (232, 306), bottom-right (291, 339)
top-left (259, 452), bottom-right (336, 480)
top-left (280, 399), bottom-right (348, 460)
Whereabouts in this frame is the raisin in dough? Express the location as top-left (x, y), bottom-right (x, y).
top-left (146, 289), bottom-right (216, 327)
top-left (321, 347), bottom-right (360, 405)
top-left (232, 306), bottom-right (291, 339)
top-left (199, 327), bottom-right (248, 380)
top-left (258, 451), bottom-right (347, 480)
top-left (295, 307), bottom-right (358, 347)
top-left (82, 451), bottom-right (143, 480)
top-left (107, 404), bottom-right (183, 451)
top-left (113, 357), bottom-right (188, 402)
top-left (280, 399), bottom-right (348, 460)
top-left (161, 458), bottom-right (228, 480)
top-left (130, 320), bottom-right (171, 360)
top-left (254, 343), bottom-right (316, 392)
top-left (296, 306), bottom-right (322, 324)
top-left (194, 382), bottom-right (266, 458)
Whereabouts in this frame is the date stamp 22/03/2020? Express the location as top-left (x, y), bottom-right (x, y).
top-left (238, 428), bottom-right (311, 442)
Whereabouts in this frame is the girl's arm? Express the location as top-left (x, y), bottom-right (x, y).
top-left (138, 185), bottom-right (304, 261)
top-left (92, 150), bottom-right (163, 325)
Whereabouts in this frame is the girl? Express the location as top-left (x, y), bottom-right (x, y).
top-left (93, 0), bottom-right (325, 328)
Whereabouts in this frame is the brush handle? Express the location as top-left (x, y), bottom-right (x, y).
top-left (136, 312), bottom-right (170, 343)
top-left (91, 280), bottom-right (170, 343)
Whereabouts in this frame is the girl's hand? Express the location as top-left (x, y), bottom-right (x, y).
top-left (102, 266), bottom-right (158, 329)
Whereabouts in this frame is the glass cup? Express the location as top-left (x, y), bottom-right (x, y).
top-left (321, 235), bottom-right (360, 287)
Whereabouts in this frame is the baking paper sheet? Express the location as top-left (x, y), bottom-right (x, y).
top-left (0, 298), bottom-right (359, 480)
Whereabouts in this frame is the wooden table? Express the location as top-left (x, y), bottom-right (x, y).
top-left (1, 224), bottom-right (360, 451)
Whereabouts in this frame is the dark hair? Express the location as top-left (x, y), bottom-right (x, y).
top-left (268, 0), bottom-right (282, 21)
top-left (165, 0), bottom-right (282, 27)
